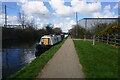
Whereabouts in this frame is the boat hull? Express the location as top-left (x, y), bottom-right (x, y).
top-left (35, 45), bottom-right (52, 57)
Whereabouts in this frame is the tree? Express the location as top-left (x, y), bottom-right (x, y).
top-left (18, 11), bottom-right (26, 29)
top-left (69, 25), bottom-right (86, 39)
top-left (53, 27), bottom-right (62, 34)
top-left (100, 23), bottom-right (119, 35)
top-left (44, 24), bottom-right (54, 34)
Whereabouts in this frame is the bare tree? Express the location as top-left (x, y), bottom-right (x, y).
top-left (18, 11), bottom-right (26, 29)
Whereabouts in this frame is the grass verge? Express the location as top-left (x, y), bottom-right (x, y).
top-left (73, 40), bottom-right (118, 78)
top-left (8, 39), bottom-right (66, 79)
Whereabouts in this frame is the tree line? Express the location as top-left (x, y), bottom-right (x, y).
top-left (69, 21), bottom-right (119, 39)
top-left (2, 24), bottom-right (62, 43)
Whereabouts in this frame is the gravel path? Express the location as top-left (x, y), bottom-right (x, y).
top-left (37, 37), bottom-right (84, 78)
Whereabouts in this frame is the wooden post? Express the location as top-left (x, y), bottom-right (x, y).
top-left (107, 34), bottom-right (109, 44)
top-left (115, 34), bottom-right (117, 46)
top-left (92, 35), bottom-right (95, 45)
top-left (102, 35), bottom-right (103, 42)
top-left (84, 35), bottom-right (86, 40)
top-left (98, 34), bottom-right (99, 42)
top-left (112, 34), bottom-right (114, 45)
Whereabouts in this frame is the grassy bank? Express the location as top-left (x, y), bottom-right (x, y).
top-left (73, 40), bottom-right (118, 78)
top-left (9, 39), bottom-right (66, 79)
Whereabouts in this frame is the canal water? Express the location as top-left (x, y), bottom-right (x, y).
top-left (2, 41), bottom-right (37, 78)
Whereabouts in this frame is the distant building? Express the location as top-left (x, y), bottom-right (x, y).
top-left (78, 18), bottom-right (118, 28)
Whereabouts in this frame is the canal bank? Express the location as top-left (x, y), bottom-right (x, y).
top-left (8, 39), bottom-right (66, 79)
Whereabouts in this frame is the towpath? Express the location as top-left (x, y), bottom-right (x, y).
top-left (37, 37), bottom-right (84, 78)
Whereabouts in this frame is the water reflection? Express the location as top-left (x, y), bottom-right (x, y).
top-left (2, 42), bottom-right (36, 78)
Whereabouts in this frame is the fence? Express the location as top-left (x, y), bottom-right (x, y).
top-left (95, 34), bottom-right (120, 46)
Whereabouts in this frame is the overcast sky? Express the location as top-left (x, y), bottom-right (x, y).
top-left (0, 0), bottom-right (119, 32)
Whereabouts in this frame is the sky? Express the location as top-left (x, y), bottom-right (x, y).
top-left (0, 0), bottom-right (119, 32)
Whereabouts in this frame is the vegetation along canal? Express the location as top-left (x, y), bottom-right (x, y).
top-left (2, 41), bottom-right (37, 78)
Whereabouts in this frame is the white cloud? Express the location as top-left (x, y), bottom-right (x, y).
top-left (17, 0), bottom-right (53, 28)
top-left (18, 1), bottom-right (51, 18)
top-left (22, 2), bottom-right (48, 15)
top-left (36, 18), bottom-right (41, 22)
top-left (0, 13), bottom-right (19, 26)
top-left (61, 20), bottom-right (76, 32)
top-left (7, 16), bottom-right (19, 25)
top-left (52, 19), bottom-right (60, 24)
top-left (113, 3), bottom-right (118, 9)
top-left (52, 19), bottom-right (76, 32)
top-left (65, 17), bottom-right (71, 20)
top-left (71, 0), bottom-right (101, 15)
top-left (50, 0), bottom-right (101, 17)
top-left (92, 4), bottom-right (117, 18)
top-left (34, 18), bottom-right (50, 29)
top-left (17, 0), bottom-right (28, 5)
top-left (92, 12), bottom-right (117, 18)
top-left (50, 0), bottom-right (74, 17)
top-left (25, 15), bottom-right (34, 22)
top-left (35, 22), bottom-right (43, 29)
top-left (104, 5), bottom-right (111, 10)
top-left (70, 20), bottom-right (76, 25)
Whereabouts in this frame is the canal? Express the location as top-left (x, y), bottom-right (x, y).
top-left (2, 41), bottom-right (37, 78)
